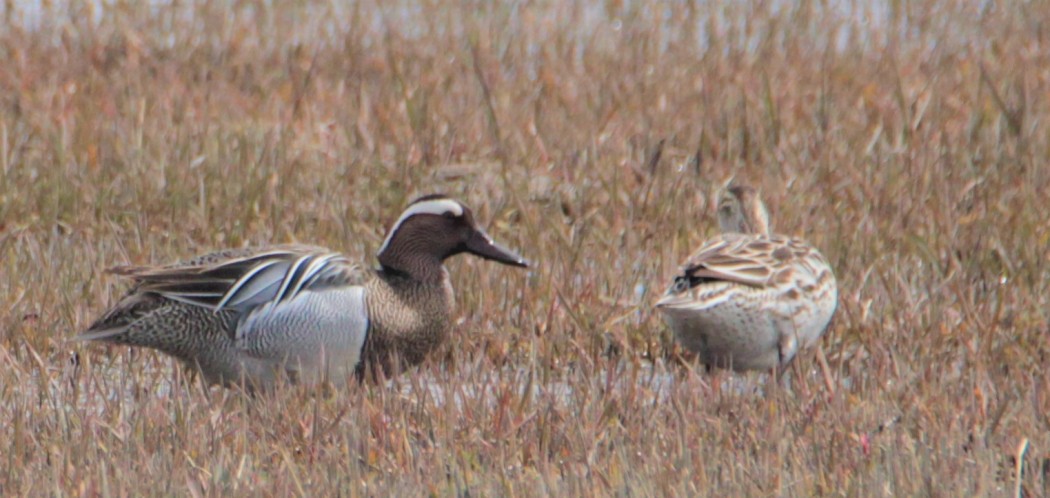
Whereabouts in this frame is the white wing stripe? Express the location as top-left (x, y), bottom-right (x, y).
top-left (215, 260), bottom-right (283, 311)
top-left (284, 254), bottom-right (338, 303)
top-left (225, 263), bottom-right (289, 309)
top-left (268, 255), bottom-right (314, 311)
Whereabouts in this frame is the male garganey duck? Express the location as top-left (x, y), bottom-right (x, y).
top-left (79, 194), bottom-right (528, 390)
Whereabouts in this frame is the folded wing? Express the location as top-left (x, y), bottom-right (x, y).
top-left (82, 245), bottom-right (368, 347)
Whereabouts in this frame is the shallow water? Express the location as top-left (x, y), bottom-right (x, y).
top-left (23, 345), bottom-right (851, 420)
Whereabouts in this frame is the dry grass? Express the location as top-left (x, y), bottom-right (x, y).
top-left (1, 0), bottom-right (1049, 495)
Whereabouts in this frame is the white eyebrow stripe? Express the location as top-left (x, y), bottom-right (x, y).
top-left (377, 198), bottom-right (464, 255)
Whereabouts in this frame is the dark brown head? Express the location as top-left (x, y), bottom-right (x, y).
top-left (377, 194), bottom-right (528, 281)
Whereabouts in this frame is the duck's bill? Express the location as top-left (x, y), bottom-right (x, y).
top-left (654, 291), bottom-right (692, 309)
top-left (466, 229), bottom-right (529, 268)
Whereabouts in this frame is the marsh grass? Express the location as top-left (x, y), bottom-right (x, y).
top-left (1, 0), bottom-right (1049, 495)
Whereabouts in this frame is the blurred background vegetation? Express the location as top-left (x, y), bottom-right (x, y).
top-left (0, 0), bottom-right (1047, 495)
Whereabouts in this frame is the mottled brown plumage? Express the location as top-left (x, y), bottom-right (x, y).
top-left (356, 270), bottom-right (455, 380)
top-left (656, 184), bottom-right (838, 372)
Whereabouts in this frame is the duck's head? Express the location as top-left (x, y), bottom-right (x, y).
top-left (377, 194), bottom-right (528, 280)
top-left (717, 184), bottom-right (771, 237)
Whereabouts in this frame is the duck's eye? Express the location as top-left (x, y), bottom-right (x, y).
top-left (443, 211), bottom-right (457, 219)
top-left (671, 276), bottom-right (690, 293)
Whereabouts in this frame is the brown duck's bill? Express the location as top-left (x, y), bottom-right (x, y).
top-left (466, 229), bottom-right (529, 268)
top-left (654, 291), bottom-right (694, 309)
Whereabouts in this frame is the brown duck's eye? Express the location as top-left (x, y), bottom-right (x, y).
top-left (672, 276), bottom-right (690, 293)
top-left (443, 211), bottom-right (457, 218)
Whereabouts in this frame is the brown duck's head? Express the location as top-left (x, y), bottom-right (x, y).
top-left (717, 184), bottom-right (771, 237)
top-left (377, 194), bottom-right (528, 280)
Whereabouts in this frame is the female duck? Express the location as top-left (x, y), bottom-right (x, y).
top-left (656, 185), bottom-right (837, 373)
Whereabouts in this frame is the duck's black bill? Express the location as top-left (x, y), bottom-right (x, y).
top-left (466, 229), bottom-right (528, 268)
